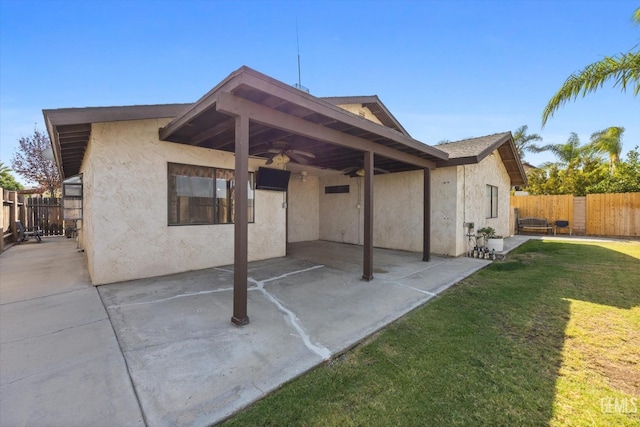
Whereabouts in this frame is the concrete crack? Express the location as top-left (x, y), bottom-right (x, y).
top-left (388, 261), bottom-right (446, 281)
top-left (1, 317), bottom-right (109, 345)
top-left (252, 381), bottom-right (265, 394)
top-left (249, 265), bottom-right (331, 360)
top-left (387, 280), bottom-right (438, 297)
top-left (106, 287), bottom-right (235, 310)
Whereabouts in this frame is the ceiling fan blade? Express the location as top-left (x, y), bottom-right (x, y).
top-left (272, 141), bottom-right (289, 149)
top-left (374, 167), bottom-right (390, 174)
top-left (268, 148), bottom-right (282, 154)
top-left (287, 152), bottom-right (311, 165)
top-left (289, 149), bottom-right (316, 158)
top-left (252, 150), bottom-right (271, 156)
top-left (342, 167), bottom-right (358, 175)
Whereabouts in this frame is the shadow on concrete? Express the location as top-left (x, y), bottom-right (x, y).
top-left (221, 239), bottom-right (640, 426)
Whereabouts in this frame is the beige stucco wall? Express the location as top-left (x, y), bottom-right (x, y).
top-left (77, 113), bottom-right (514, 283)
top-left (334, 104), bottom-right (383, 125)
top-left (318, 174), bottom-right (362, 244)
top-left (315, 149), bottom-right (513, 257)
top-left (81, 118), bottom-right (285, 285)
top-left (430, 166), bottom-right (460, 256)
top-left (372, 171), bottom-right (424, 251)
top-left (287, 175), bottom-right (320, 242)
top-left (318, 171), bottom-right (424, 251)
top-left (454, 151), bottom-right (512, 255)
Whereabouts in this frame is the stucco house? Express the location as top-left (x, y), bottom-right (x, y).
top-left (44, 66), bottom-right (525, 324)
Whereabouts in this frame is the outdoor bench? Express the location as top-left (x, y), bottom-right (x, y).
top-left (517, 217), bottom-right (552, 235)
top-left (15, 220), bottom-right (42, 243)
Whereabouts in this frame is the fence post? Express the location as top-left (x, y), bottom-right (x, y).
top-left (9, 191), bottom-right (19, 242)
top-left (0, 188), bottom-right (5, 251)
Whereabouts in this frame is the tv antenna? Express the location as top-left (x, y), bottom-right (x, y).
top-left (294, 21), bottom-right (309, 93)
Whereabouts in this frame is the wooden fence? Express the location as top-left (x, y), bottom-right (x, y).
top-left (1, 189), bottom-right (66, 251)
top-left (1, 188), bottom-right (25, 250)
top-left (511, 192), bottom-right (640, 238)
top-left (26, 197), bottom-right (63, 236)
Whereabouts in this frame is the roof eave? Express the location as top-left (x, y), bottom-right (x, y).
top-left (160, 66), bottom-right (449, 163)
top-left (435, 133), bottom-right (527, 187)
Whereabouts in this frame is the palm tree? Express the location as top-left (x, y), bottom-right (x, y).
top-left (512, 125), bottom-right (543, 159)
top-left (541, 8), bottom-right (640, 126)
top-left (589, 126), bottom-right (624, 173)
top-left (538, 132), bottom-right (586, 167)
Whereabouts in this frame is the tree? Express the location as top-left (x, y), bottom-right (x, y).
top-left (524, 156), bottom-right (608, 196)
top-left (512, 125), bottom-right (543, 159)
top-left (0, 162), bottom-right (24, 191)
top-left (10, 128), bottom-right (60, 196)
top-left (541, 8), bottom-right (640, 126)
top-left (587, 146), bottom-right (640, 193)
top-left (588, 126), bottom-right (624, 174)
top-left (537, 132), bottom-right (587, 167)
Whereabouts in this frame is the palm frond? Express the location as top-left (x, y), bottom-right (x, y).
top-left (542, 51), bottom-right (640, 126)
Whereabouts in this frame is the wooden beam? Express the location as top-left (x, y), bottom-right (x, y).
top-left (235, 71), bottom-right (447, 160)
top-left (190, 118), bottom-right (235, 146)
top-left (363, 151), bottom-right (374, 281)
top-left (423, 168), bottom-right (431, 262)
top-left (231, 114), bottom-right (250, 326)
top-left (216, 92), bottom-right (436, 169)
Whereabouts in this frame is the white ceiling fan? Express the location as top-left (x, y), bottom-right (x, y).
top-left (262, 141), bottom-right (316, 166)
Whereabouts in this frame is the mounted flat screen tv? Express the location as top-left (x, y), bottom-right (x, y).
top-left (256, 167), bottom-right (291, 191)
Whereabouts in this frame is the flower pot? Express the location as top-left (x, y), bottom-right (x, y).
top-left (486, 238), bottom-right (504, 252)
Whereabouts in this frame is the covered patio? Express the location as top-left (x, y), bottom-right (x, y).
top-left (158, 66), bottom-right (449, 325)
top-left (99, 239), bottom-right (504, 425)
top-left (3, 236), bottom-right (537, 426)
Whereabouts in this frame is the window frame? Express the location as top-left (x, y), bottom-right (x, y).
top-left (486, 184), bottom-right (499, 219)
top-left (167, 162), bottom-right (254, 226)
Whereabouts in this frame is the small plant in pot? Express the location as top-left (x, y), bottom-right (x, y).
top-left (477, 226), bottom-right (504, 252)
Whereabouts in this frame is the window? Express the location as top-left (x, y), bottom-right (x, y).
top-left (324, 185), bottom-right (350, 194)
top-left (62, 175), bottom-right (83, 220)
top-left (486, 185), bottom-right (498, 218)
top-left (168, 163), bottom-right (254, 225)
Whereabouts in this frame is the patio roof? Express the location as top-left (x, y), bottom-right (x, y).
top-left (43, 67), bottom-right (449, 179)
top-left (159, 66), bottom-right (448, 174)
top-left (434, 132), bottom-right (527, 186)
top-left (43, 104), bottom-right (190, 179)
top-left (43, 66), bottom-right (445, 326)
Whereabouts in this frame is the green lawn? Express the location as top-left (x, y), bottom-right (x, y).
top-left (222, 239), bottom-right (640, 426)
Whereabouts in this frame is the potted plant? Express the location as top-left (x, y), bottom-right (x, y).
top-left (477, 226), bottom-right (504, 252)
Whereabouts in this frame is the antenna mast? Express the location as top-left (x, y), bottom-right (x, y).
top-left (296, 21), bottom-right (302, 88)
top-left (294, 21), bottom-right (309, 93)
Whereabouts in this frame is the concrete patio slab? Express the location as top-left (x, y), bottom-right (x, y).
top-left (2, 237), bottom-right (535, 426)
top-left (98, 241), bottom-right (493, 425)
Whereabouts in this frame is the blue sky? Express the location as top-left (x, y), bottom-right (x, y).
top-left (1, 0), bottom-right (638, 185)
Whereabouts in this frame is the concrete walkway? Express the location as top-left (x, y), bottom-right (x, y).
top-left (0, 238), bottom-right (144, 426)
top-left (1, 236), bottom-right (531, 426)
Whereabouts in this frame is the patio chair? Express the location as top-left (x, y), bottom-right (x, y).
top-left (16, 220), bottom-right (42, 243)
top-left (554, 220), bottom-right (571, 236)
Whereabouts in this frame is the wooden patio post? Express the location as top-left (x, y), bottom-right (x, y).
top-left (363, 151), bottom-right (374, 281)
top-left (423, 167), bottom-right (431, 262)
top-left (231, 114), bottom-right (250, 326)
